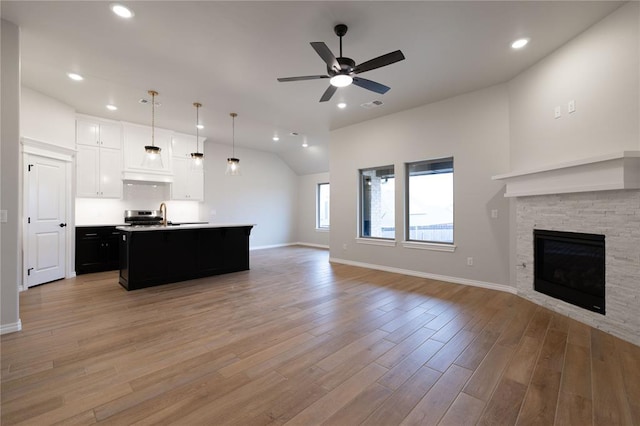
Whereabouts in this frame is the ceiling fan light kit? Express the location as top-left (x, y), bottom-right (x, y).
top-left (277, 24), bottom-right (405, 102)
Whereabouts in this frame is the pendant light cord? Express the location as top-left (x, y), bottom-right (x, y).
top-left (195, 103), bottom-right (200, 153)
top-left (149, 90), bottom-right (158, 148)
top-left (230, 112), bottom-right (238, 158)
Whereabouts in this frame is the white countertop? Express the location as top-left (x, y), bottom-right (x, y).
top-left (77, 224), bottom-right (128, 227)
top-left (116, 223), bottom-right (255, 232)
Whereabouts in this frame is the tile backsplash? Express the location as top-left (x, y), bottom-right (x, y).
top-left (75, 182), bottom-right (202, 225)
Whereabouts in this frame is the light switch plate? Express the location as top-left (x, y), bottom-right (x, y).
top-left (0, 210), bottom-right (7, 223)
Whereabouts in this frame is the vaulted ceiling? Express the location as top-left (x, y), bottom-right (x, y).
top-left (1, 1), bottom-right (622, 174)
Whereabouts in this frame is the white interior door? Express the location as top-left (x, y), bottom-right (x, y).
top-left (25, 154), bottom-right (67, 287)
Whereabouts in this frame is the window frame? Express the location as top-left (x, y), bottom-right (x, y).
top-left (358, 165), bottom-right (396, 241)
top-left (404, 157), bottom-right (455, 245)
top-left (316, 182), bottom-right (330, 230)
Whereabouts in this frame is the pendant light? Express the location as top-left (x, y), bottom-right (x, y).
top-left (141, 90), bottom-right (164, 169)
top-left (190, 102), bottom-right (204, 170)
top-left (226, 112), bottom-right (240, 175)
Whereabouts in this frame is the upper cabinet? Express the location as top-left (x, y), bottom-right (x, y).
top-left (122, 123), bottom-right (172, 175)
top-left (76, 118), bottom-right (122, 150)
top-left (170, 133), bottom-right (205, 201)
top-left (171, 132), bottom-right (205, 158)
top-left (75, 116), bottom-right (123, 198)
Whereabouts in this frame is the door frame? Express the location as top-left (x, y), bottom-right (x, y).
top-left (21, 138), bottom-right (75, 291)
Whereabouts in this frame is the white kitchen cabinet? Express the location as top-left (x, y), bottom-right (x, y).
top-left (76, 145), bottom-right (122, 198)
top-left (76, 118), bottom-right (121, 150)
top-left (171, 132), bottom-right (206, 158)
top-left (171, 157), bottom-right (204, 201)
top-left (122, 122), bottom-right (172, 175)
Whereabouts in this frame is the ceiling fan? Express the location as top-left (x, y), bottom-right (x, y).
top-left (277, 24), bottom-right (405, 102)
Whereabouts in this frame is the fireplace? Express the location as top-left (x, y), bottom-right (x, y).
top-left (534, 229), bottom-right (605, 315)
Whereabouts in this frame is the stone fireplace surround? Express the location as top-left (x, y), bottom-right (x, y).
top-left (494, 152), bottom-right (640, 346)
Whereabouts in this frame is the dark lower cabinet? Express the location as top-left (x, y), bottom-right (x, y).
top-left (76, 226), bottom-right (121, 274)
top-left (119, 226), bottom-right (252, 291)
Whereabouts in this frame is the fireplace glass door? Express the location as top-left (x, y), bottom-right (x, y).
top-left (534, 229), bottom-right (605, 314)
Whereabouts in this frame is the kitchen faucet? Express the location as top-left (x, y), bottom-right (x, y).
top-left (159, 202), bottom-right (167, 226)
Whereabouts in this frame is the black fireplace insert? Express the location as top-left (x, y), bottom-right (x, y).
top-left (534, 229), bottom-right (605, 315)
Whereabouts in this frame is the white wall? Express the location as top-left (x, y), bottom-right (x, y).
top-left (297, 172), bottom-right (329, 247)
top-left (1, 19), bottom-right (22, 334)
top-left (21, 87), bottom-right (76, 149)
top-left (508, 2), bottom-right (640, 171)
top-left (202, 143), bottom-right (298, 249)
top-left (330, 85), bottom-right (512, 288)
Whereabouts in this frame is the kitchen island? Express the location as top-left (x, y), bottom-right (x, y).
top-left (116, 223), bottom-right (254, 290)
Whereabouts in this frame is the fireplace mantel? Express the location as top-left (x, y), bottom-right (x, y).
top-left (492, 151), bottom-right (640, 197)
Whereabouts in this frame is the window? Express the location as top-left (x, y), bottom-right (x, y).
top-left (406, 158), bottom-right (454, 243)
top-left (317, 183), bottom-right (330, 229)
top-left (360, 166), bottom-right (395, 239)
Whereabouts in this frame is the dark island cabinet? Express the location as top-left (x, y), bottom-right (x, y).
top-left (76, 226), bottom-right (121, 274)
top-left (119, 226), bottom-right (252, 291)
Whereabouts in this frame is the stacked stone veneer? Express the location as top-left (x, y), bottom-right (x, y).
top-left (516, 189), bottom-right (640, 346)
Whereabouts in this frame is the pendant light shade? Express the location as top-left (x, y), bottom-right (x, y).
top-left (225, 112), bottom-right (241, 176)
top-left (190, 102), bottom-right (204, 171)
top-left (141, 90), bottom-right (164, 169)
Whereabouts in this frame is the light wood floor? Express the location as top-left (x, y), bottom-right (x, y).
top-left (1, 246), bottom-right (639, 425)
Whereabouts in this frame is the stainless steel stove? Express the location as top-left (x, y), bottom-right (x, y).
top-left (124, 210), bottom-right (164, 226)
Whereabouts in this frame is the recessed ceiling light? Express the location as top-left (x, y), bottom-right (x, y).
top-left (67, 72), bottom-right (83, 81)
top-left (511, 38), bottom-right (530, 49)
top-left (302, 142), bottom-right (308, 148)
top-left (272, 136), bottom-right (280, 141)
top-left (106, 104), bottom-right (118, 111)
top-left (337, 102), bottom-right (347, 109)
top-left (290, 132), bottom-right (299, 136)
top-left (196, 124), bottom-right (204, 130)
top-left (111, 3), bottom-right (134, 18)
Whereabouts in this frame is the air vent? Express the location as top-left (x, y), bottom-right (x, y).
top-left (139, 98), bottom-right (161, 106)
top-left (360, 100), bottom-right (384, 109)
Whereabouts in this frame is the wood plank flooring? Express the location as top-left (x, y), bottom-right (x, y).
top-left (1, 246), bottom-right (638, 425)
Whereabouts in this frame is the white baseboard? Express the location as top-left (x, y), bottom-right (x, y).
top-left (250, 243), bottom-right (297, 251)
top-left (0, 319), bottom-right (22, 335)
top-left (295, 242), bottom-right (329, 249)
top-left (329, 257), bottom-right (517, 295)
top-left (251, 242), bottom-right (329, 251)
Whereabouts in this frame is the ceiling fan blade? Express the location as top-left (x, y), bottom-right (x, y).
top-left (353, 50), bottom-right (405, 74)
top-left (311, 42), bottom-right (340, 72)
top-left (277, 75), bottom-right (329, 82)
top-left (319, 85), bottom-right (338, 102)
top-left (352, 77), bottom-right (390, 94)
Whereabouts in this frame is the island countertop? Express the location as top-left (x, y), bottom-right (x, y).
top-left (116, 223), bottom-right (255, 232)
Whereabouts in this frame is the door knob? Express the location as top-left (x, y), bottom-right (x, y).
top-left (59, 223), bottom-right (67, 227)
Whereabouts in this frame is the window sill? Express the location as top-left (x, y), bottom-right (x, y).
top-left (315, 228), bottom-right (330, 233)
top-left (356, 237), bottom-right (397, 247)
top-left (402, 241), bottom-right (456, 252)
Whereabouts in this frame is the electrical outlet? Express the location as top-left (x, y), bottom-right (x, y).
top-left (343, 243), bottom-right (348, 250)
top-left (491, 209), bottom-right (498, 219)
top-left (467, 257), bottom-right (473, 266)
top-left (0, 210), bottom-right (7, 223)
top-left (554, 106), bottom-right (561, 119)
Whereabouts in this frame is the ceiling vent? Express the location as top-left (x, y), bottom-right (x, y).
top-left (138, 98), bottom-right (161, 106)
top-left (360, 100), bottom-right (384, 109)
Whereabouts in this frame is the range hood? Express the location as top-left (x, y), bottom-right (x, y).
top-left (122, 171), bottom-right (174, 183)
